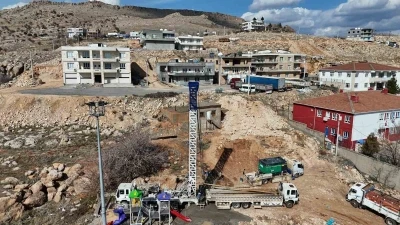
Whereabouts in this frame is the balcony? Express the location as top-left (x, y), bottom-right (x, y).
top-left (104, 68), bottom-right (120, 73)
top-left (76, 57), bottom-right (91, 62)
top-left (256, 67), bottom-right (301, 72)
top-left (103, 57), bottom-right (119, 62)
top-left (251, 60), bottom-right (277, 64)
top-left (77, 67), bottom-right (92, 73)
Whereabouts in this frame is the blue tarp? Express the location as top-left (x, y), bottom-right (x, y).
top-left (157, 192), bottom-right (171, 201)
top-left (112, 207), bottom-right (127, 225)
top-left (325, 127), bottom-right (329, 137)
top-left (357, 139), bottom-right (365, 144)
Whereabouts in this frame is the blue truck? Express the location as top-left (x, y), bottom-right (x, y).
top-left (245, 75), bottom-right (288, 91)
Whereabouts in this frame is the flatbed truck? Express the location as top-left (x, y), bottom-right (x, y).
top-left (206, 182), bottom-right (299, 209)
top-left (346, 183), bottom-right (400, 225)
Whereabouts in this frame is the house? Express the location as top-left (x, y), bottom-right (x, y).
top-left (87, 29), bottom-right (101, 38)
top-left (318, 62), bottom-right (400, 91)
top-left (249, 50), bottom-right (305, 78)
top-left (61, 43), bottom-right (131, 86)
top-left (157, 59), bottom-right (215, 85)
top-left (221, 53), bottom-right (253, 84)
top-left (293, 90), bottom-right (400, 150)
top-left (175, 35), bottom-right (204, 51)
top-left (140, 29), bottom-right (175, 50)
top-left (242, 20), bottom-right (265, 32)
top-left (346, 28), bottom-right (374, 42)
top-left (67, 28), bottom-right (86, 38)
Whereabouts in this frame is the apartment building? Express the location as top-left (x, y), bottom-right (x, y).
top-left (249, 50), bottom-right (305, 78)
top-left (175, 35), bottom-right (204, 51)
top-left (67, 28), bottom-right (87, 38)
top-left (242, 20), bottom-right (265, 32)
top-left (346, 28), bottom-right (374, 42)
top-left (157, 59), bottom-right (215, 85)
top-left (140, 29), bottom-right (175, 50)
top-left (61, 43), bottom-right (131, 86)
top-left (318, 62), bottom-right (400, 91)
top-left (221, 53), bottom-right (253, 84)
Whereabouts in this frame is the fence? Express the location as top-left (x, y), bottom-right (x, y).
top-left (286, 115), bottom-right (400, 190)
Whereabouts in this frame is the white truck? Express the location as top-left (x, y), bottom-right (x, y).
top-left (206, 182), bottom-right (299, 209)
top-left (239, 84), bottom-right (256, 93)
top-left (115, 183), bottom-right (132, 207)
top-left (346, 183), bottom-right (400, 225)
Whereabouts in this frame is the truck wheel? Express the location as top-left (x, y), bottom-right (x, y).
top-left (262, 179), bottom-right (268, 184)
top-left (241, 202), bottom-right (251, 209)
top-left (121, 201), bottom-right (129, 209)
top-left (231, 203), bottom-right (241, 209)
top-left (294, 173), bottom-right (299, 178)
top-left (385, 218), bottom-right (397, 225)
top-left (285, 201), bottom-right (294, 208)
top-left (350, 200), bottom-right (359, 208)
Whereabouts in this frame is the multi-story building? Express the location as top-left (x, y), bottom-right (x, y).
top-left (242, 20), bottom-right (265, 32)
top-left (67, 28), bottom-right (87, 38)
top-left (140, 29), bottom-right (175, 50)
top-left (346, 28), bottom-right (374, 42)
top-left (61, 43), bottom-right (131, 86)
top-left (250, 50), bottom-right (305, 78)
top-left (157, 59), bottom-right (215, 85)
top-left (220, 53), bottom-right (253, 84)
top-left (318, 62), bottom-right (400, 91)
top-left (175, 36), bottom-right (204, 51)
top-left (293, 90), bottom-right (400, 150)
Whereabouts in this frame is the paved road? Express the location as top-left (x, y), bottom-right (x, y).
top-left (19, 85), bottom-right (231, 97)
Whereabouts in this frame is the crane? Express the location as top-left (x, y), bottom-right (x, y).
top-left (187, 81), bottom-right (199, 198)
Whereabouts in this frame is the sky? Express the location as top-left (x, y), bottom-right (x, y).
top-left (1, 0), bottom-right (400, 36)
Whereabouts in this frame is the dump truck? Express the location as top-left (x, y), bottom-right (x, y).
top-left (346, 183), bottom-right (400, 225)
top-left (206, 182), bottom-right (299, 209)
top-left (245, 75), bottom-right (287, 91)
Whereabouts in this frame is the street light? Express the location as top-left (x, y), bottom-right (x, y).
top-left (86, 100), bottom-right (108, 225)
top-left (218, 52), bottom-right (223, 86)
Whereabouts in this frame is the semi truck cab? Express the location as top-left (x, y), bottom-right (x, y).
top-left (288, 160), bottom-right (304, 178)
top-left (346, 183), bottom-right (365, 204)
top-left (115, 183), bottom-right (133, 207)
top-left (278, 182), bottom-right (300, 208)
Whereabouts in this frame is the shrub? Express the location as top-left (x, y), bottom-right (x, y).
top-left (362, 133), bottom-right (380, 157)
top-left (144, 92), bottom-right (179, 98)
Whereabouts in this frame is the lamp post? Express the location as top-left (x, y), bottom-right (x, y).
top-left (86, 100), bottom-right (108, 225)
top-left (218, 52), bottom-right (223, 86)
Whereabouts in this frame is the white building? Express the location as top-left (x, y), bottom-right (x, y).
top-left (61, 43), bottom-right (131, 86)
top-left (242, 20), bottom-right (265, 32)
top-left (319, 62), bottom-right (400, 91)
top-left (67, 28), bottom-right (86, 38)
top-left (175, 36), bottom-right (204, 51)
top-left (346, 28), bottom-right (374, 42)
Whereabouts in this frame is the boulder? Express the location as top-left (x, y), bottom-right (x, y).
top-left (73, 177), bottom-right (91, 195)
top-left (1, 177), bottom-right (19, 185)
top-left (53, 191), bottom-right (62, 203)
top-left (47, 192), bottom-right (55, 201)
top-left (24, 137), bottom-right (37, 147)
top-left (14, 184), bottom-right (29, 190)
top-left (66, 186), bottom-right (75, 194)
top-left (57, 164), bottom-right (65, 172)
top-left (12, 62), bottom-right (24, 77)
top-left (59, 134), bottom-right (70, 145)
top-left (52, 163), bottom-right (60, 169)
top-left (12, 167), bottom-right (20, 171)
top-left (0, 202), bottom-right (24, 223)
top-left (22, 191), bottom-right (46, 208)
top-left (3, 185), bottom-right (14, 189)
top-left (0, 196), bottom-right (16, 212)
top-left (47, 187), bottom-right (56, 193)
top-left (40, 178), bottom-right (54, 188)
top-left (4, 139), bottom-right (23, 149)
top-left (57, 183), bottom-right (67, 193)
top-left (44, 139), bottom-right (58, 147)
top-left (30, 181), bottom-right (44, 194)
top-left (25, 170), bottom-right (35, 176)
top-left (67, 164), bottom-right (83, 177)
top-left (47, 169), bottom-right (63, 181)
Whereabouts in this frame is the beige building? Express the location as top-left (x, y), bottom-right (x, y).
top-left (247, 50), bottom-right (305, 78)
top-left (61, 43), bottom-right (131, 86)
top-left (220, 53), bottom-right (253, 84)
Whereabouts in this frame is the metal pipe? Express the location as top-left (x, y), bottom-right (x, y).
top-left (96, 117), bottom-right (107, 225)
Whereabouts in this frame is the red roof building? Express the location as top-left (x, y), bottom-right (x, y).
top-left (293, 90), bottom-right (400, 149)
top-left (318, 62), bottom-right (400, 92)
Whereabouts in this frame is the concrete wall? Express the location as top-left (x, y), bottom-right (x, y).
top-left (337, 147), bottom-right (400, 190)
top-left (145, 42), bottom-right (175, 50)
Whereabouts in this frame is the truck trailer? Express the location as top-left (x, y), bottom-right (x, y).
top-left (245, 75), bottom-right (287, 91)
top-left (346, 183), bottom-right (400, 225)
top-left (206, 182), bottom-right (299, 209)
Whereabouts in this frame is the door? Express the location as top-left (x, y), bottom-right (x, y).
top-left (94, 74), bottom-right (102, 83)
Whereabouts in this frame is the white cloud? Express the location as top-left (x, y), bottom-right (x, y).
top-left (242, 0), bottom-right (400, 36)
top-left (2, 2), bottom-right (27, 10)
top-left (249, 0), bottom-right (301, 11)
top-left (97, 0), bottom-right (120, 5)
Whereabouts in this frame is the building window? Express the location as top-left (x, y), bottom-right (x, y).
top-left (331, 128), bottom-right (336, 135)
top-left (317, 110), bottom-right (322, 117)
top-left (288, 65), bottom-right (291, 70)
top-left (391, 112), bottom-right (395, 119)
top-left (344, 115), bottom-right (351, 123)
top-left (119, 52), bottom-right (125, 59)
top-left (379, 113), bottom-right (383, 120)
top-left (195, 77), bottom-right (200, 81)
top-left (280, 57), bottom-right (283, 62)
top-left (184, 77), bottom-right (188, 82)
top-left (396, 111), bottom-right (400, 118)
top-left (338, 72), bottom-right (342, 77)
top-left (82, 51), bottom-right (90, 58)
top-left (354, 83), bottom-right (358, 88)
top-left (347, 73), bottom-right (351, 77)
top-left (332, 113), bottom-right (338, 121)
top-left (162, 77), bottom-right (166, 81)
top-left (326, 111), bottom-right (331, 118)
top-left (279, 65), bottom-right (283, 70)
top-left (379, 72), bottom-right (384, 78)
top-left (330, 72), bottom-right (333, 77)
top-left (120, 63), bottom-right (126, 69)
top-left (364, 83), bottom-right (368, 88)
top-left (83, 63), bottom-right (90, 69)
top-left (288, 57), bottom-right (292, 62)
top-left (205, 76), bottom-right (209, 81)
top-left (67, 63), bottom-right (74, 70)
top-left (385, 112), bottom-right (390, 119)
top-left (365, 73), bottom-right (368, 77)
top-left (104, 63), bottom-right (111, 69)
top-left (355, 73), bottom-right (359, 77)
top-left (371, 72), bottom-right (376, 77)
top-left (104, 52), bottom-right (112, 58)
top-left (67, 51), bottom-right (74, 58)
top-left (346, 83), bottom-right (350, 88)
top-left (343, 131), bottom-right (349, 139)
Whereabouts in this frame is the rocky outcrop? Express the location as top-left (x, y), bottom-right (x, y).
top-left (0, 60), bottom-right (25, 84)
top-left (23, 191), bottom-right (46, 208)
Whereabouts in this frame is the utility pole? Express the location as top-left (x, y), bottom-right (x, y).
top-left (52, 39), bottom-right (55, 51)
top-left (336, 115), bottom-right (342, 156)
top-left (30, 49), bottom-right (34, 79)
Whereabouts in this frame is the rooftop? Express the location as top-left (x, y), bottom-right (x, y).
top-left (294, 91), bottom-right (400, 114)
top-left (320, 62), bottom-right (400, 72)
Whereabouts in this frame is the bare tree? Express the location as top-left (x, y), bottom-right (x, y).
top-left (380, 140), bottom-right (400, 166)
top-left (102, 125), bottom-right (169, 190)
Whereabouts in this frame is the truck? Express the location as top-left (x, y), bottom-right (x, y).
top-left (230, 78), bottom-right (242, 89)
top-left (245, 75), bottom-right (287, 91)
top-left (255, 84), bottom-right (273, 94)
top-left (206, 182), bottom-right (299, 209)
top-left (239, 84), bottom-right (256, 93)
top-left (346, 183), bottom-right (400, 225)
top-left (246, 157), bottom-right (304, 186)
